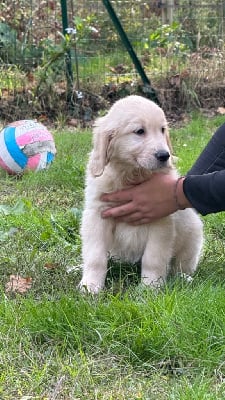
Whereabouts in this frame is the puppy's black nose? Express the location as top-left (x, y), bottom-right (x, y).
top-left (155, 150), bottom-right (170, 162)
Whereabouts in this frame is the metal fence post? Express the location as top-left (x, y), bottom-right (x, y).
top-left (102, 0), bottom-right (160, 105)
top-left (60, 0), bottom-right (74, 99)
top-left (162, 0), bottom-right (174, 24)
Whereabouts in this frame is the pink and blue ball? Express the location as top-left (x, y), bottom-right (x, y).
top-left (0, 120), bottom-right (56, 175)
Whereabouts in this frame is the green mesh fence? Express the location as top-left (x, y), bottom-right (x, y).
top-left (0, 0), bottom-right (225, 118)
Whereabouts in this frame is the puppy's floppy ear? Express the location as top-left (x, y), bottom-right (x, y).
top-left (89, 116), bottom-right (114, 177)
top-left (165, 127), bottom-right (173, 154)
top-left (165, 126), bottom-right (177, 165)
top-left (166, 127), bottom-right (173, 156)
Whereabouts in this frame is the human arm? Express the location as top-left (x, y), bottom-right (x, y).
top-left (184, 170), bottom-right (225, 215)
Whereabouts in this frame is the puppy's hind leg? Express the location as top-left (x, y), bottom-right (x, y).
top-left (79, 210), bottom-right (113, 294)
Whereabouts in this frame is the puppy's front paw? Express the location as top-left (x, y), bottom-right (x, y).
top-left (78, 279), bottom-right (103, 294)
top-left (141, 275), bottom-right (165, 289)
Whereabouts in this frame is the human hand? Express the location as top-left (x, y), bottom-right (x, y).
top-left (101, 173), bottom-right (189, 225)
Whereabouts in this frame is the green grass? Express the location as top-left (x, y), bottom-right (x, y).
top-left (1, 114), bottom-right (225, 398)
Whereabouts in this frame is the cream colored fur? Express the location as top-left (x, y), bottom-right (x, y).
top-left (80, 95), bottom-right (203, 293)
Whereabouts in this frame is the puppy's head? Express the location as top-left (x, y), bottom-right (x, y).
top-left (90, 95), bottom-right (173, 177)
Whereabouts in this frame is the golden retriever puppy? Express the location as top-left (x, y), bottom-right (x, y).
top-left (80, 95), bottom-right (203, 293)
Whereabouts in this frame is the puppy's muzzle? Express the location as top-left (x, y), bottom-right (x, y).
top-left (155, 150), bottom-right (170, 163)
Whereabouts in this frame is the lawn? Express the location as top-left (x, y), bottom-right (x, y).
top-left (1, 113), bottom-right (225, 399)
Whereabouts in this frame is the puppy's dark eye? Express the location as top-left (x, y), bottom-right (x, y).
top-left (162, 127), bottom-right (166, 134)
top-left (135, 128), bottom-right (145, 135)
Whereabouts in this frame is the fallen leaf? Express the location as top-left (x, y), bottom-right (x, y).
top-left (68, 118), bottom-right (79, 127)
top-left (217, 106), bottom-right (225, 115)
top-left (44, 262), bottom-right (59, 270)
top-left (5, 275), bottom-right (32, 294)
top-left (38, 114), bottom-right (48, 121)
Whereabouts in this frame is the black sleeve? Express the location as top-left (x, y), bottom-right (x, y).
top-left (183, 171), bottom-right (225, 215)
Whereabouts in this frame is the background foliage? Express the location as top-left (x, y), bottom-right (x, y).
top-left (0, 0), bottom-right (225, 121)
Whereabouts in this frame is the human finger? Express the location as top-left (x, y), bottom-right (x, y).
top-left (101, 189), bottom-right (133, 203)
top-left (113, 211), bottom-right (143, 223)
top-left (101, 201), bottom-right (134, 218)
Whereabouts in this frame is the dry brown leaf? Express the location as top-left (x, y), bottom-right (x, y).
top-left (68, 118), bottom-right (80, 127)
top-left (44, 262), bottom-right (59, 270)
top-left (5, 275), bottom-right (32, 294)
top-left (217, 107), bottom-right (225, 115)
